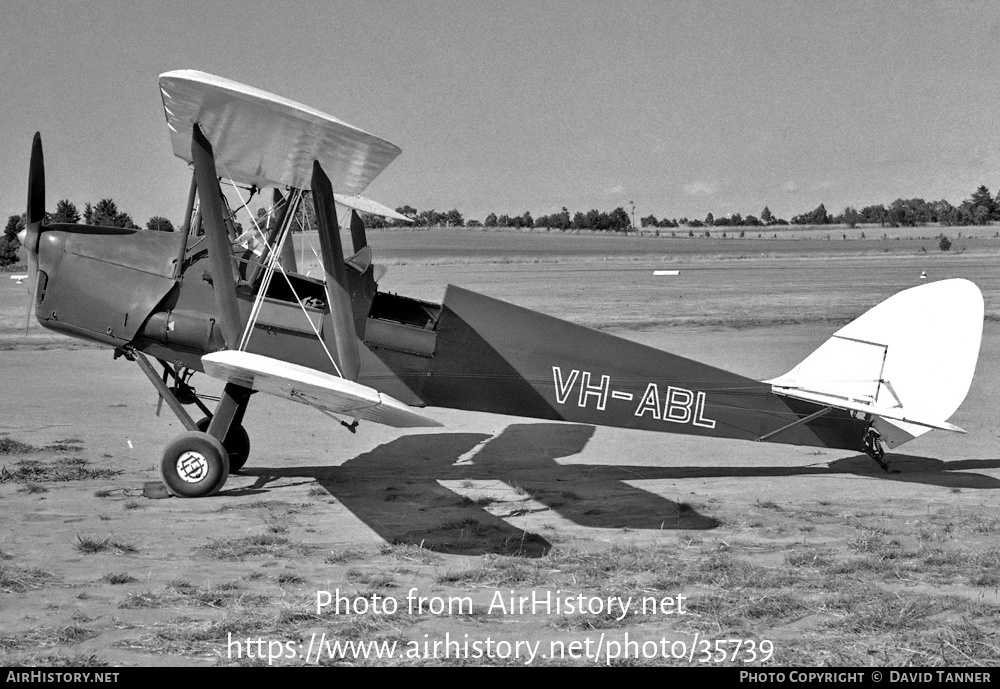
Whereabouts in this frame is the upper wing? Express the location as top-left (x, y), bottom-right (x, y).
top-left (202, 350), bottom-right (441, 429)
top-left (159, 70), bottom-right (401, 194)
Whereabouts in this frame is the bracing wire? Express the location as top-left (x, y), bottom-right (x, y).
top-left (218, 171), bottom-right (343, 377)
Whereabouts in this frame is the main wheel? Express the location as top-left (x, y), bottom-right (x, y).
top-left (160, 431), bottom-right (230, 498)
top-left (196, 417), bottom-right (251, 474)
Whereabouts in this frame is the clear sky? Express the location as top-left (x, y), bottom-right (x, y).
top-left (2, 0), bottom-right (998, 226)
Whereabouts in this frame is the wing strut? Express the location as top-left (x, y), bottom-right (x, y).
top-left (349, 208), bottom-right (367, 254)
top-left (190, 124), bottom-right (243, 349)
top-left (274, 189), bottom-right (299, 273)
top-left (311, 160), bottom-right (361, 380)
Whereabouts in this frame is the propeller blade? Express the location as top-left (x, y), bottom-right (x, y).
top-left (312, 159), bottom-right (361, 381)
top-left (20, 133), bottom-right (45, 263)
top-left (190, 124), bottom-right (244, 349)
top-left (21, 133), bottom-right (45, 334)
top-left (27, 133), bottom-right (45, 230)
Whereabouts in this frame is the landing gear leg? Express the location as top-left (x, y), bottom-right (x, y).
top-left (203, 382), bottom-right (254, 474)
top-left (196, 417), bottom-right (250, 473)
top-left (862, 422), bottom-right (890, 472)
top-left (127, 347), bottom-right (255, 497)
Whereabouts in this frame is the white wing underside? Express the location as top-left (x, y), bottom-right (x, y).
top-left (201, 351), bottom-right (441, 429)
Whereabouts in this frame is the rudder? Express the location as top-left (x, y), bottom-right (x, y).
top-left (767, 278), bottom-right (984, 448)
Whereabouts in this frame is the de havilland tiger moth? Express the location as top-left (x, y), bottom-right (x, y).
top-left (15, 70), bottom-right (984, 497)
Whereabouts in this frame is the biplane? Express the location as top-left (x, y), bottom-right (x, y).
top-left (17, 70), bottom-right (984, 498)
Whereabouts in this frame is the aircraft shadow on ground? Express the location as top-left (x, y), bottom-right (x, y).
top-left (237, 423), bottom-right (720, 557)
top-left (829, 454), bottom-right (1000, 489)
top-left (571, 452), bottom-right (1000, 490)
top-left (237, 423), bottom-right (1000, 557)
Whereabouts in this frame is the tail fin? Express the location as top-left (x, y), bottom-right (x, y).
top-left (767, 278), bottom-right (983, 448)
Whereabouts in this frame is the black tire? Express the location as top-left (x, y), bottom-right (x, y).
top-left (160, 431), bottom-right (230, 498)
top-left (196, 417), bottom-right (251, 474)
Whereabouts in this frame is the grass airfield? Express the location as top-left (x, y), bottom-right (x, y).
top-left (1, 227), bottom-right (1000, 667)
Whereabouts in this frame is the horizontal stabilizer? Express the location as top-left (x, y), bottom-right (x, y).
top-left (202, 351), bottom-right (441, 428)
top-left (770, 386), bottom-right (966, 433)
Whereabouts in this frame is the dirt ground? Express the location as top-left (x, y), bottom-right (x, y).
top-left (1, 242), bottom-right (999, 667)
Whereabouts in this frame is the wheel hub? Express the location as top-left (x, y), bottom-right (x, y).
top-left (176, 451), bottom-right (209, 482)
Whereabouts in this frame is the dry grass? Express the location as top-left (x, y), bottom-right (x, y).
top-left (0, 624), bottom-right (98, 652)
top-left (197, 534), bottom-right (313, 561)
top-left (120, 581), bottom-right (270, 610)
top-left (436, 554), bottom-right (548, 587)
top-left (8, 471), bottom-right (1000, 666)
top-left (0, 651), bottom-right (110, 667)
top-left (1, 457), bottom-right (121, 483)
top-left (0, 565), bottom-right (56, 593)
top-left (345, 569), bottom-right (395, 590)
top-left (114, 607), bottom-right (321, 658)
top-left (379, 542), bottom-right (441, 565)
top-left (101, 572), bottom-right (138, 585)
top-left (0, 437), bottom-right (38, 454)
top-left (324, 547), bottom-right (370, 565)
top-left (275, 572), bottom-right (305, 586)
top-left (75, 534), bottom-right (138, 555)
top-left (44, 438), bottom-right (84, 452)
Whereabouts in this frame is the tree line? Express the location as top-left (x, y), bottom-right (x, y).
top-left (1, 199), bottom-right (177, 266)
top-left (794, 186), bottom-right (1000, 228)
top-left (637, 184), bottom-right (1000, 230)
top-left (385, 182), bottom-right (1000, 232)
top-left (3, 182), bottom-right (999, 268)
top-left (385, 205), bottom-right (634, 231)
